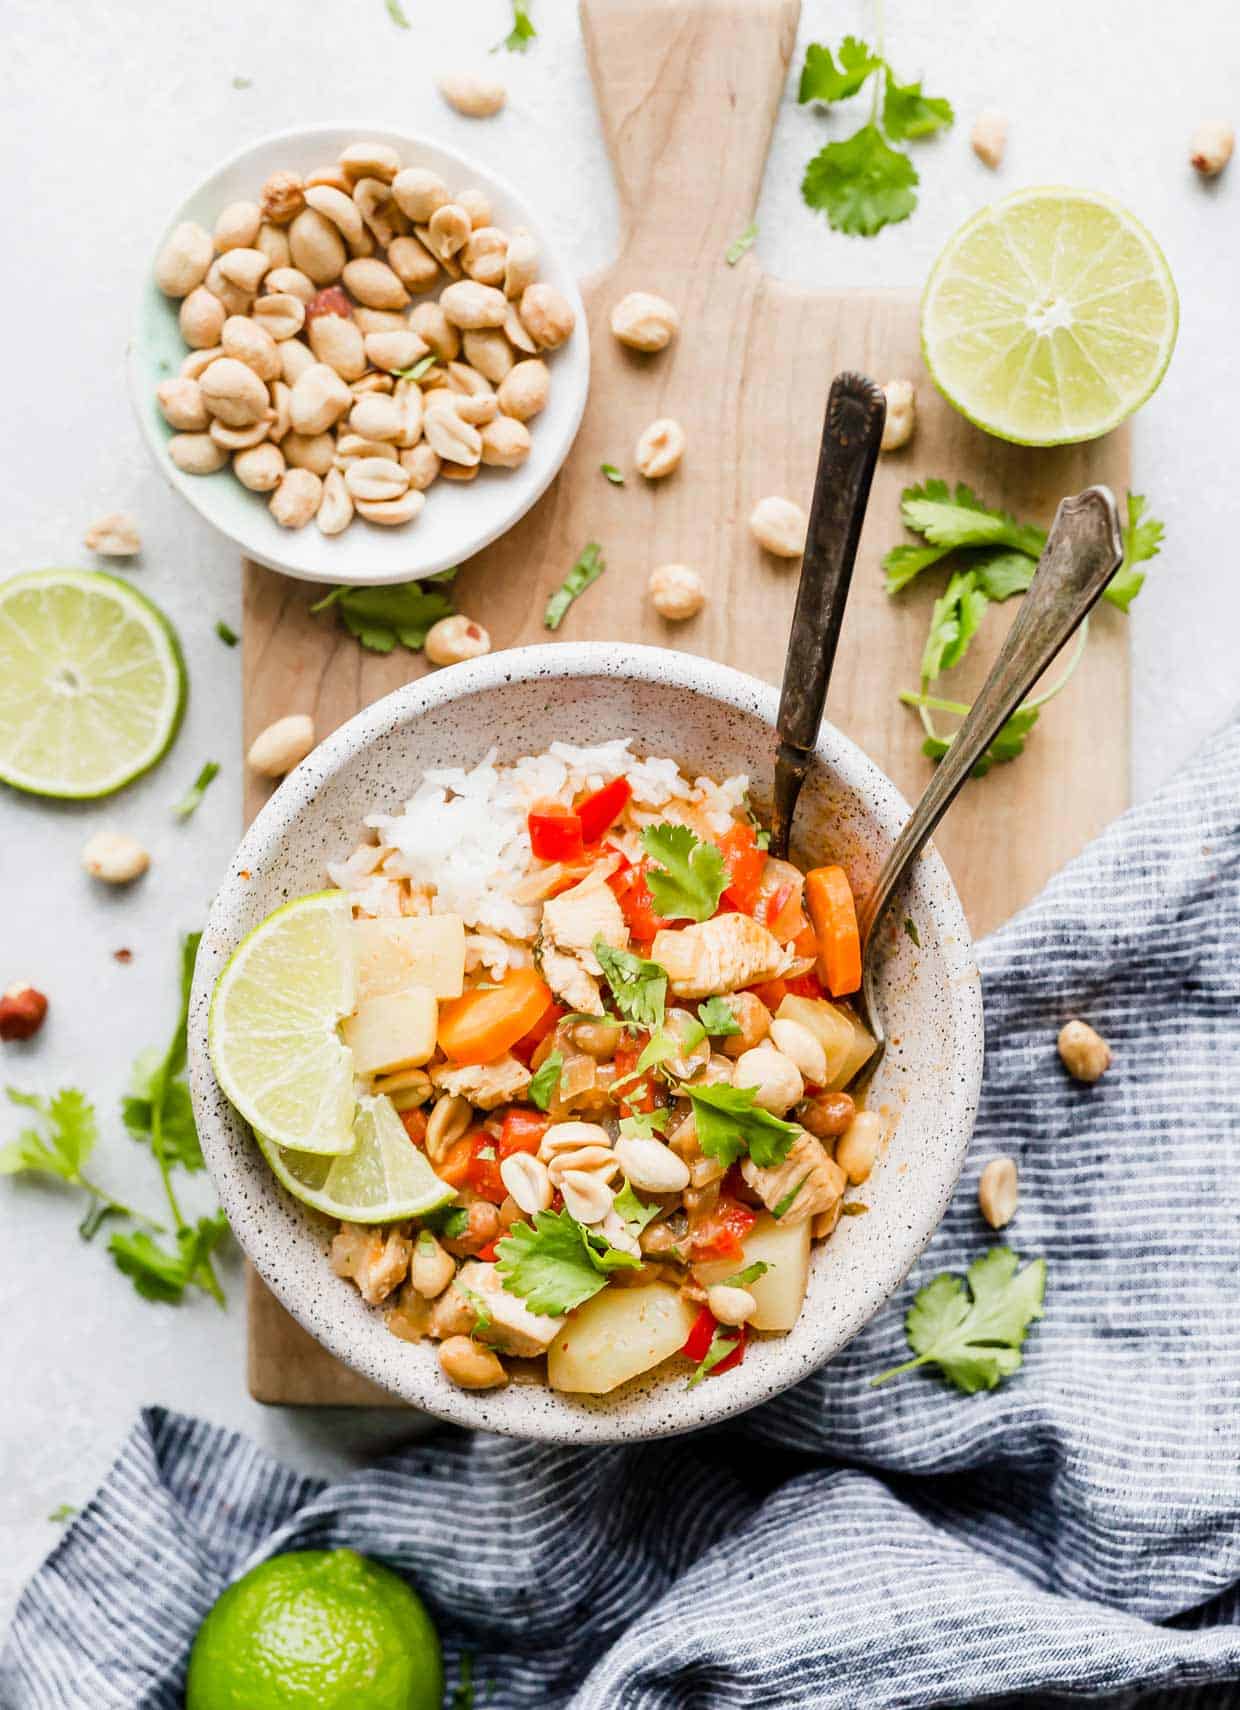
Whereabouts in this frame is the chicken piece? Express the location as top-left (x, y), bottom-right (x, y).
top-left (431, 1052), bottom-right (531, 1110)
top-left (741, 1130), bottom-right (846, 1227)
top-left (652, 914), bottom-right (787, 999)
top-left (385, 1280), bottom-right (432, 1343)
top-left (330, 1223), bottom-right (413, 1305)
top-left (428, 1279), bottom-right (475, 1340)
top-left (456, 1259), bottom-right (564, 1355)
top-left (536, 867), bottom-right (629, 1012)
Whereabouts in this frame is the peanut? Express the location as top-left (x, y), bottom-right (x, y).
top-left (268, 469), bottom-right (323, 530)
top-left (282, 432), bottom-right (337, 476)
top-left (255, 222), bottom-right (291, 271)
top-left (610, 290), bottom-right (679, 352)
top-left (156, 377), bottom-right (209, 432)
top-left (364, 330), bottom-right (428, 373)
top-left (82, 831), bottom-right (150, 884)
top-left (437, 70), bottom-right (507, 118)
top-left (233, 442), bottom-right (286, 493)
top-left (426, 204), bottom-right (471, 263)
top-left (342, 257), bottom-right (410, 310)
top-left (1191, 119), bottom-right (1234, 177)
top-left (348, 393), bottom-right (403, 442)
top-left (316, 466), bottom-right (354, 535)
top-left (179, 286), bottom-right (226, 349)
top-left (221, 315), bottom-right (281, 381)
top-left (260, 170), bottom-right (305, 225)
top-left (209, 417), bottom-right (272, 452)
top-left (1058, 1019), bottom-right (1111, 1083)
top-left (154, 221), bottom-right (214, 297)
top-left (199, 357), bottom-right (270, 427)
top-left (264, 266), bottom-right (316, 304)
top-left (84, 513), bottom-right (140, 557)
top-left (410, 1232), bottom-right (456, 1298)
top-left (456, 187), bottom-right (492, 228)
top-left (247, 713), bottom-right (316, 776)
top-left (496, 359), bottom-right (548, 421)
top-left (519, 283), bottom-right (575, 349)
top-left (978, 1156), bottom-right (1019, 1230)
top-left (732, 1045), bottom-right (802, 1115)
top-left (289, 364), bottom-right (352, 435)
top-left (425, 614), bottom-right (491, 666)
top-left (424, 399), bottom-right (482, 465)
top-left (635, 417), bottom-right (685, 479)
top-left (769, 1018), bottom-right (828, 1086)
top-left (217, 247), bottom-right (270, 296)
top-left (304, 184), bottom-right (367, 253)
top-left (214, 200), bottom-right (261, 253)
top-left (462, 227), bottom-right (507, 288)
top-left (169, 433), bottom-right (228, 475)
top-left (339, 141), bottom-right (402, 184)
top-left (355, 491), bottom-right (426, 526)
top-left (835, 1110), bottom-right (884, 1184)
top-left (503, 228), bottom-right (539, 299)
top-left (288, 208), bottom-right (346, 285)
top-left (648, 563), bottom-right (705, 621)
top-left (438, 1336), bottom-right (507, 1390)
top-left (971, 109), bottom-right (1008, 170)
top-left (252, 292), bottom-right (306, 342)
top-left (344, 457), bottom-right (410, 503)
top-left (308, 313), bottom-right (367, 381)
top-left (881, 380), bottom-right (916, 452)
top-left (203, 258), bottom-right (253, 317)
top-left (706, 1285), bottom-right (756, 1327)
top-left (387, 234), bottom-right (440, 292)
top-left (401, 443), bottom-right (441, 490)
top-left (480, 415), bottom-right (530, 467)
top-left (461, 328), bottom-right (514, 385)
top-left (749, 495), bottom-right (807, 557)
top-left (279, 338), bottom-right (316, 386)
top-left (409, 301), bottom-right (461, 362)
top-left (392, 167), bottom-right (448, 225)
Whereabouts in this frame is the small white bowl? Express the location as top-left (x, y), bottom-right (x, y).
top-left (188, 646), bottom-right (983, 1442)
top-left (128, 123), bottom-right (589, 587)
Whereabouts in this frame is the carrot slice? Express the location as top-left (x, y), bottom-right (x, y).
top-left (805, 865), bottom-right (862, 997)
top-left (437, 967), bottom-right (553, 1065)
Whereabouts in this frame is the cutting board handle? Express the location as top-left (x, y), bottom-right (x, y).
top-left (579, 0), bottom-right (800, 272)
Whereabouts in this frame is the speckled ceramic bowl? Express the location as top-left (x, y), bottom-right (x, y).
top-left (129, 123), bottom-right (589, 586)
top-left (188, 645), bottom-right (983, 1440)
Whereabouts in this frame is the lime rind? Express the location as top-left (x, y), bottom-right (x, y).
top-left (209, 892), bottom-right (360, 1157)
top-left (0, 568), bottom-right (186, 799)
top-left (256, 1094), bottom-right (457, 1224)
top-left (921, 186), bottom-right (1178, 447)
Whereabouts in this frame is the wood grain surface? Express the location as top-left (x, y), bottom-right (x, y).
top-left (243, 0), bottom-right (1130, 1406)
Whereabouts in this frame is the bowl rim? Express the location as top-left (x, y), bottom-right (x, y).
top-left (128, 119), bottom-right (590, 586)
top-left (189, 643), bottom-right (983, 1440)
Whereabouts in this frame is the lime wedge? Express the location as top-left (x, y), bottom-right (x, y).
top-left (257, 1094), bottom-right (457, 1224)
top-left (921, 187), bottom-right (1178, 446)
top-left (209, 892), bottom-right (359, 1157)
top-left (0, 569), bottom-right (186, 798)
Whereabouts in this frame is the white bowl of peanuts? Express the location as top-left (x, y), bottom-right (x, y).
top-left (129, 123), bottom-right (589, 585)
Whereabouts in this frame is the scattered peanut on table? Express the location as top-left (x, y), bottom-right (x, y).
top-left (151, 139), bottom-right (576, 536)
top-left (749, 495), bottom-right (808, 558)
top-left (1190, 120), bottom-right (1234, 177)
top-left (424, 614), bottom-right (492, 667)
top-left (880, 381), bottom-right (916, 452)
top-left (648, 563), bottom-right (706, 621)
top-left (437, 72), bottom-right (508, 119)
top-left (1058, 1019), bottom-right (1112, 1083)
top-left (978, 1157), bottom-right (1019, 1230)
top-left (247, 714), bottom-right (316, 778)
top-left (81, 831), bottom-right (151, 885)
top-left (971, 109), bottom-right (1008, 170)
top-left (635, 418), bottom-right (686, 480)
top-left (84, 513), bottom-right (141, 557)
top-left (609, 291), bottom-right (680, 352)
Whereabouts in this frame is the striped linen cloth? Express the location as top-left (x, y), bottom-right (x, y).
top-left (6, 715), bottom-right (1240, 1709)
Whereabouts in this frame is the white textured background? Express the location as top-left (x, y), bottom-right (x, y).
top-left (2, 0), bottom-right (1237, 1629)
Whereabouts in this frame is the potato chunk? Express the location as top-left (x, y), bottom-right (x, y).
top-left (353, 914), bottom-right (466, 1001)
top-left (694, 1212), bottom-right (811, 1331)
top-left (341, 987), bottom-right (437, 1074)
top-left (776, 993), bottom-right (875, 1089)
top-left (547, 1284), bottom-right (698, 1394)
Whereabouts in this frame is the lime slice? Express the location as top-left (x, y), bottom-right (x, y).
top-left (921, 187), bottom-right (1178, 446)
top-left (209, 892), bottom-right (359, 1157)
top-left (257, 1094), bottom-right (456, 1224)
top-left (0, 569), bottom-right (186, 798)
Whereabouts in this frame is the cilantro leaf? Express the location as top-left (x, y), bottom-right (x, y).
top-left (0, 1086), bottom-right (97, 1182)
top-left (394, 354), bottom-right (438, 382)
top-left (903, 917), bottom-right (920, 948)
top-left (311, 576), bottom-right (456, 653)
top-left (920, 570), bottom-right (989, 681)
top-left (882, 71), bottom-right (954, 140)
top-left (725, 221), bottom-right (759, 265)
top-left (593, 940), bottom-right (667, 1031)
top-left (1104, 494), bottom-right (1164, 612)
top-left (493, 0), bottom-right (535, 53)
top-left (922, 706), bottom-right (1039, 778)
top-left (47, 1504), bottom-right (77, 1524)
top-left (123, 934), bottom-right (205, 1174)
top-left (172, 760), bottom-right (219, 821)
top-left (215, 620), bottom-right (238, 647)
top-left (612, 1180), bottom-right (660, 1232)
top-left (544, 543), bottom-right (605, 631)
top-left (384, 0), bottom-right (410, 26)
top-left (722, 1260), bottom-right (770, 1289)
top-left (973, 550), bottom-right (1038, 602)
top-left (495, 1208), bottom-right (637, 1315)
top-left (871, 1247), bottom-right (1046, 1392)
top-left (618, 1108), bottom-right (671, 1139)
top-left (640, 823), bottom-right (726, 922)
top-left (687, 1324), bottom-right (742, 1388)
top-left (528, 1051), bottom-right (563, 1111)
top-left (698, 996), bottom-right (742, 1037)
top-left (899, 480), bottom-right (1045, 560)
top-left (109, 1211), bottom-right (229, 1306)
top-left (687, 1084), bottom-right (799, 1169)
top-left (798, 37), bottom-right (883, 103)
top-left (802, 124), bottom-right (918, 237)
top-left (883, 541), bottom-right (957, 595)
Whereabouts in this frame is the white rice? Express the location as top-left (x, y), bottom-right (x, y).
top-left (334, 740), bottom-right (750, 977)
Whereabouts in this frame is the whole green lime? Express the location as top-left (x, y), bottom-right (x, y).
top-left (185, 1548), bottom-right (443, 1710)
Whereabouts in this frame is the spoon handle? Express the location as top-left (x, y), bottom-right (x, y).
top-left (856, 484), bottom-right (1125, 944)
top-left (769, 372), bottom-right (887, 859)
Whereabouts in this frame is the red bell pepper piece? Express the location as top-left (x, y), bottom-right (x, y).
top-left (399, 1107), bottom-right (428, 1147)
top-left (578, 776), bottom-right (631, 843)
top-left (681, 1306), bottom-right (747, 1376)
top-left (608, 861), bottom-right (672, 940)
top-left (510, 1000), bottom-right (565, 1065)
top-left (611, 1031), bottom-right (668, 1118)
top-left (528, 805), bottom-right (584, 863)
top-left (747, 977), bottom-right (788, 1011)
top-left (719, 823), bottom-right (766, 914)
top-left (498, 1106), bottom-right (549, 1159)
top-left (464, 1134), bottom-right (506, 1204)
top-left (755, 880), bottom-right (795, 930)
top-left (690, 1195), bottom-right (757, 1263)
top-left (476, 1241), bottom-right (499, 1262)
top-left (785, 969), bottom-right (825, 999)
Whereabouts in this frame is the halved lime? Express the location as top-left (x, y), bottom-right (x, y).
top-left (257, 1094), bottom-right (456, 1224)
top-left (0, 569), bottom-right (186, 798)
top-left (209, 892), bottom-right (359, 1157)
top-left (922, 187), bottom-right (1178, 446)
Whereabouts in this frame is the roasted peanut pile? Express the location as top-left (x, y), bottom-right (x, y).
top-left (152, 140), bottom-right (577, 535)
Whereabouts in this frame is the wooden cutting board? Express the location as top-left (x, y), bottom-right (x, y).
top-left (242, 0), bottom-right (1130, 1405)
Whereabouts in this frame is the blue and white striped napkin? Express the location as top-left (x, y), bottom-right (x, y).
top-left (7, 715), bottom-right (1240, 1709)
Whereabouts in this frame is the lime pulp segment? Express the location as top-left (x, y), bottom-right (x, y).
top-left (257, 1094), bottom-right (457, 1223)
top-left (0, 569), bottom-right (186, 798)
top-left (921, 187), bottom-right (1178, 446)
top-left (209, 892), bottom-right (359, 1157)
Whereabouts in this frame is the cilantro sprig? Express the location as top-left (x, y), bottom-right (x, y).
top-left (871, 1247), bottom-right (1046, 1393)
top-left (1, 1087), bottom-right (159, 1240)
top-left (687, 1084), bottom-right (799, 1169)
top-left (495, 1207), bottom-right (639, 1315)
top-left (888, 482), bottom-right (1165, 777)
top-left (493, 0), bottom-right (536, 53)
top-left (311, 570), bottom-right (456, 654)
top-left (640, 824), bottom-right (726, 922)
top-left (544, 543), bottom-right (605, 631)
top-left (698, 997), bottom-right (742, 1037)
top-left (593, 939), bottom-right (667, 1031)
top-left (798, 29), bottom-right (953, 237)
top-left (528, 1051), bottom-right (563, 1111)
